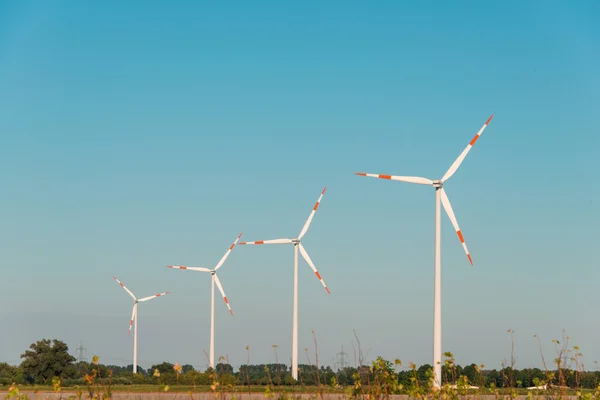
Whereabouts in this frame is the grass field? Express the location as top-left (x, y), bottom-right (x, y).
top-left (1, 384), bottom-right (596, 400)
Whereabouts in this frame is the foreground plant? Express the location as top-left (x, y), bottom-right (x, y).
top-left (4, 383), bottom-right (29, 400)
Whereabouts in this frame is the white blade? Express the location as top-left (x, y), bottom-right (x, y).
top-left (166, 266), bottom-right (211, 272)
top-left (214, 232), bottom-right (243, 271)
top-left (298, 243), bottom-right (330, 294)
top-left (113, 276), bottom-right (136, 300)
top-left (214, 274), bottom-right (233, 316)
top-left (138, 291), bottom-right (170, 302)
top-left (441, 114), bottom-right (494, 182)
top-left (238, 239), bottom-right (293, 245)
top-left (354, 172), bottom-right (433, 186)
top-left (440, 188), bottom-right (473, 265)
top-left (298, 187), bottom-right (326, 239)
top-left (128, 303), bottom-right (137, 335)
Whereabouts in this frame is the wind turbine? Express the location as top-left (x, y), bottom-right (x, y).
top-left (166, 232), bottom-right (242, 369)
top-left (112, 276), bottom-right (170, 374)
top-left (238, 187), bottom-right (330, 380)
top-left (354, 114), bottom-right (494, 389)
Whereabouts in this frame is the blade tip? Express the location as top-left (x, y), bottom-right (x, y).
top-left (486, 114), bottom-right (494, 125)
top-left (322, 186), bottom-right (327, 194)
top-left (354, 172), bottom-right (366, 176)
top-left (326, 288), bottom-right (331, 294)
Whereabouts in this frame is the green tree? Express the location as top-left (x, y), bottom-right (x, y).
top-left (20, 339), bottom-right (76, 384)
top-left (150, 362), bottom-right (174, 375)
top-left (216, 362), bottom-right (234, 375)
top-left (462, 363), bottom-right (478, 385)
top-left (0, 362), bottom-right (24, 385)
top-left (417, 364), bottom-right (433, 385)
top-left (181, 364), bottom-right (195, 374)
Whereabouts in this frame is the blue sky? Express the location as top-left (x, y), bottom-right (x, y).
top-left (1, 0), bottom-right (599, 371)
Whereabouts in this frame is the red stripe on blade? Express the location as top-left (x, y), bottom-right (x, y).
top-left (313, 202), bottom-right (320, 211)
top-left (457, 231), bottom-right (465, 243)
top-left (379, 174), bottom-right (392, 179)
top-left (469, 134), bottom-right (480, 146)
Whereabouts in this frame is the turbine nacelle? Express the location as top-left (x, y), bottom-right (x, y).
top-left (432, 180), bottom-right (443, 189)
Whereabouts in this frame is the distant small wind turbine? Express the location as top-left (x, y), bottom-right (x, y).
top-left (238, 187), bottom-right (330, 380)
top-left (112, 276), bottom-right (170, 374)
top-left (166, 232), bottom-right (242, 369)
top-left (354, 114), bottom-right (494, 388)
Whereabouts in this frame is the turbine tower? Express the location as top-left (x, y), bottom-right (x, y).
top-left (354, 114), bottom-right (494, 388)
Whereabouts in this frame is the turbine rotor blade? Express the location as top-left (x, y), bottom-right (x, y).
top-left (166, 266), bottom-right (211, 272)
top-left (440, 188), bottom-right (473, 265)
top-left (441, 114), bottom-right (494, 182)
top-left (214, 232), bottom-right (243, 271)
top-left (214, 274), bottom-right (233, 316)
top-left (298, 243), bottom-right (330, 294)
top-left (113, 276), bottom-right (136, 300)
top-left (238, 239), bottom-right (293, 245)
top-left (354, 173), bottom-right (433, 186)
top-left (129, 303), bottom-right (137, 335)
top-left (298, 187), bottom-right (326, 240)
top-left (138, 292), bottom-right (170, 302)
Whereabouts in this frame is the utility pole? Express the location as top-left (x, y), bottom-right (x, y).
top-left (76, 340), bottom-right (87, 363)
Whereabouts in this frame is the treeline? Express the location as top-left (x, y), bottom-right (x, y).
top-left (3, 359), bottom-right (599, 389)
top-left (1, 339), bottom-right (598, 389)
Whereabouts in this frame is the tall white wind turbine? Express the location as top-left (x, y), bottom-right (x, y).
top-left (112, 276), bottom-right (170, 374)
top-left (166, 232), bottom-right (242, 369)
top-left (354, 114), bottom-right (494, 389)
top-left (238, 187), bottom-right (330, 381)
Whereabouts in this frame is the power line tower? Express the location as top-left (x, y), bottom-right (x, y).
top-left (76, 340), bottom-right (87, 363)
top-left (335, 345), bottom-right (349, 371)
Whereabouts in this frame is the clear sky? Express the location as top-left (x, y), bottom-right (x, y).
top-left (1, 0), bottom-right (599, 372)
